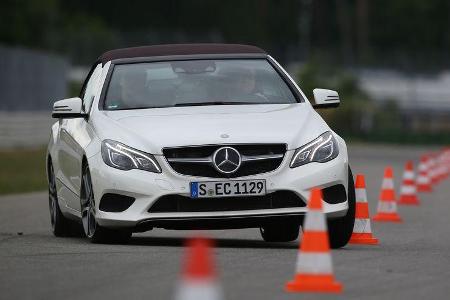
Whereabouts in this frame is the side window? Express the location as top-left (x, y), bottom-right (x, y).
top-left (81, 64), bottom-right (102, 112)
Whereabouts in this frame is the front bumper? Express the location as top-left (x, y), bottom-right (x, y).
top-left (88, 144), bottom-right (349, 230)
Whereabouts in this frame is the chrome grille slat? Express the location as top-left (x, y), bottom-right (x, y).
top-left (241, 154), bottom-right (284, 161)
top-left (167, 157), bottom-right (212, 163)
top-left (163, 144), bottom-right (286, 178)
top-left (166, 153), bottom-right (284, 164)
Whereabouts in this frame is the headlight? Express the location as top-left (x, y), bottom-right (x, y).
top-left (290, 131), bottom-right (339, 168)
top-left (101, 139), bottom-right (161, 173)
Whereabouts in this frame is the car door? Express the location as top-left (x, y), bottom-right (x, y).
top-left (57, 63), bottom-right (103, 211)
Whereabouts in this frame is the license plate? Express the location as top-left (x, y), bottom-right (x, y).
top-left (190, 179), bottom-right (266, 198)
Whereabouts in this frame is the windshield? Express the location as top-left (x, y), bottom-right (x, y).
top-left (103, 59), bottom-right (299, 110)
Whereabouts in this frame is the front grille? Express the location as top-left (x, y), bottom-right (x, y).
top-left (163, 144), bottom-right (286, 178)
top-left (148, 191), bottom-right (305, 213)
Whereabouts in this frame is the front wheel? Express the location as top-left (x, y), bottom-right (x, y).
top-left (48, 162), bottom-right (71, 236)
top-left (327, 167), bottom-right (356, 249)
top-left (80, 164), bottom-right (132, 244)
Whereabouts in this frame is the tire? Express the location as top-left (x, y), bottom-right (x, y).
top-left (327, 166), bottom-right (356, 249)
top-left (260, 219), bottom-right (300, 242)
top-left (48, 162), bottom-right (71, 237)
top-left (80, 164), bottom-right (132, 244)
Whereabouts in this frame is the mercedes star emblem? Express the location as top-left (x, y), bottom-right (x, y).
top-left (212, 147), bottom-right (242, 174)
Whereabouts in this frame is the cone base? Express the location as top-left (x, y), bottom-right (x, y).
top-left (398, 198), bottom-right (420, 205)
top-left (372, 213), bottom-right (402, 222)
top-left (417, 185), bottom-right (432, 193)
top-left (349, 233), bottom-right (379, 245)
top-left (285, 274), bottom-right (342, 294)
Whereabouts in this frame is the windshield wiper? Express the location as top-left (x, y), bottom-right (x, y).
top-left (174, 101), bottom-right (252, 107)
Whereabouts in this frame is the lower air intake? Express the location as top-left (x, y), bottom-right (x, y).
top-left (99, 193), bottom-right (135, 212)
top-left (148, 191), bottom-right (306, 213)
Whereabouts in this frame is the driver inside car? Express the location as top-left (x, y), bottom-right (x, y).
top-left (119, 70), bottom-right (149, 108)
top-left (229, 68), bottom-right (268, 102)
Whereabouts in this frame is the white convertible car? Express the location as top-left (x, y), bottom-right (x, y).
top-left (47, 44), bottom-right (355, 246)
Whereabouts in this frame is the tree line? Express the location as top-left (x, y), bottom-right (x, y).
top-left (1, 0), bottom-right (449, 68)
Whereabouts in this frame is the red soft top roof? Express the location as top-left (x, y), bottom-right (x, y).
top-left (98, 43), bottom-right (266, 63)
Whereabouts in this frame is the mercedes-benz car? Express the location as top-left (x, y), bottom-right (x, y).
top-left (47, 44), bottom-right (355, 247)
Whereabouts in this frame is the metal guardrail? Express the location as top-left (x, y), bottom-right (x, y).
top-left (0, 112), bottom-right (54, 149)
top-left (0, 45), bottom-right (68, 111)
top-left (0, 46), bottom-right (68, 149)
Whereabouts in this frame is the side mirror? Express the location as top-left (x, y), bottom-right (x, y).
top-left (312, 88), bottom-right (340, 108)
top-left (52, 97), bottom-right (87, 119)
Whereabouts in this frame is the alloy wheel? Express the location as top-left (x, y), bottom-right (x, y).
top-left (48, 164), bottom-right (57, 231)
top-left (81, 167), bottom-right (96, 238)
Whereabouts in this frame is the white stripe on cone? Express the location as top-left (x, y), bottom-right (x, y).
top-left (418, 163), bottom-right (427, 172)
top-left (403, 171), bottom-right (414, 180)
top-left (382, 178), bottom-right (394, 189)
top-left (303, 210), bottom-right (327, 231)
top-left (400, 185), bottom-right (416, 195)
top-left (416, 175), bottom-right (430, 184)
top-left (355, 188), bottom-right (367, 202)
top-left (377, 201), bottom-right (398, 214)
top-left (175, 280), bottom-right (223, 300)
top-left (353, 218), bottom-right (373, 234)
top-left (295, 252), bottom-right (333, 274)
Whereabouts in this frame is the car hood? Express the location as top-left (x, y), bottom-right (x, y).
top-left (93, 103), bottom-right (330, 155)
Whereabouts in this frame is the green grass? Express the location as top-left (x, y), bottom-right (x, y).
top-left (0, 148), bottom-right (47, 195)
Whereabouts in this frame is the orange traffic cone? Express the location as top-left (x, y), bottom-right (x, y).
top-left (372, 167), bottom-right (402, 222)
top-left (349, 174), bottom-right (379, 245)
top-left (416, 156), bottom-right (432, 192)
top-left (285, 188), bottom-right (342, 294)
top-left (436, 156), bottom-right (446, 183)
top-left (175, 237), bottom-right (223, 300)
top-left (443, 149), bottom-right (450, 180)
top-left (398, 161), bottom-right (420, 205)
top-left (429, 154), bottom-right (439, 185)
top-left (436, 150), bottom-right (448, 183)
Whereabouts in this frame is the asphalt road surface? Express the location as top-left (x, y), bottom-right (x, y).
top-left (1, 144), bottom-right (449, 300)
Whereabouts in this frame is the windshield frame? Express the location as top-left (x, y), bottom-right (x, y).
top-left (97, 53), bottom-right (305, 111)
